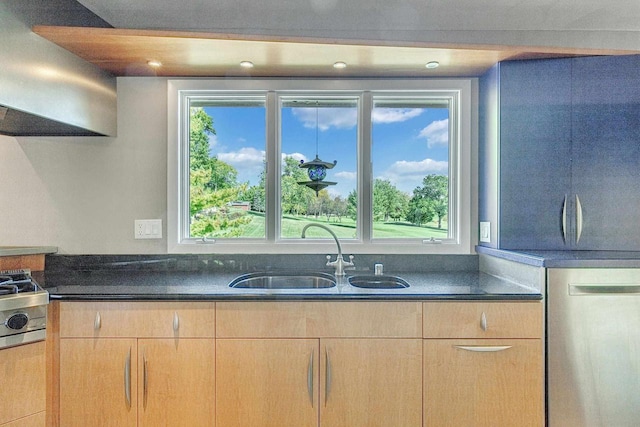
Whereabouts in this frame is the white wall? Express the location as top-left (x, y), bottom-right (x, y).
top-left (0, 78), bottom-right (167, 254)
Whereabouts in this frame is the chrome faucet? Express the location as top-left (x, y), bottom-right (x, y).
top-left (301, 223), bottom-right (354, 276)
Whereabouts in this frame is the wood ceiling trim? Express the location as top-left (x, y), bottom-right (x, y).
top-left (33, 26), bottom-right (637, 77)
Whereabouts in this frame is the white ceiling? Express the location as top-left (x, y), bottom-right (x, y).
top-left (77, 0), bottom-right (640, 51)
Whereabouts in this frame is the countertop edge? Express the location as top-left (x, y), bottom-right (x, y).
top-left (47, 293), bottom-right (543, 302)
top-left (0, 246), bottom-right (58, 257)
top-left (476, 246), bottom-right (640, 268)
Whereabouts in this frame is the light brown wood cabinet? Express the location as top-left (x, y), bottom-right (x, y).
top-left (423, 301), bottom-right (544, 427)
top-left (0, 341), bottom-right (46, 427)
top-left (52, 299), bottom-right (543, 427)
top-left (58, 301), bottom-right (215, 427)
top-left (215, 301), bottom-right (423, 427)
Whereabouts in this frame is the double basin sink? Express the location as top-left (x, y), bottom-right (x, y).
top-left (228, 271), bottom-right (409, 290)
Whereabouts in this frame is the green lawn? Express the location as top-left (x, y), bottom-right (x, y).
top-left (236, 211), bottom-right (447, 239)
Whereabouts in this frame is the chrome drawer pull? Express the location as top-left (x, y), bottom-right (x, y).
top-left (455, 345), bottom-right (512, 352)
top-left (94, 311), bottom-right (101, 330)
top-left (325, 348), bottom-right (332, 406)
top-left (576, 194), bottom-right (583, 244)
top-left (480, 312), bottom-right (488, 331)
top-left (307, 351), bottom-right (314, 407)
top-left (562, 195), bottom-right (568, 243)
top-left (124, 347), bottom-right (131, 408)
top-left (173, 312), bottom-right (179, 332)
top-left (143, 352), bottom-right (148, 409)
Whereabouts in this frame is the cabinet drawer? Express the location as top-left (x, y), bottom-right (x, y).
top-left (216, 301), bottom-right (422, 338)
top-left (59, 301), bottom-right (215, 338)
top-left (423, 302), bottom-right (542, 338)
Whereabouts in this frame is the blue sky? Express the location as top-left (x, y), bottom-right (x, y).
top-left (203, 105), bottom-right (449, 198)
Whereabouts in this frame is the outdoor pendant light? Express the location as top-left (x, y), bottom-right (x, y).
top-left (298, 102), bottom-right (337, 196)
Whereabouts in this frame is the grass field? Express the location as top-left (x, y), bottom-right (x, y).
top-left (235, 211), bottom-right (448, 239)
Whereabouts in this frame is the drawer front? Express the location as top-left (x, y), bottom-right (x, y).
top-left (216, 301), bottom-right (422, 338)
top-left (59, 301), bottom-right (215, 338)
top-left (423, 301), bottom-right (542, 339)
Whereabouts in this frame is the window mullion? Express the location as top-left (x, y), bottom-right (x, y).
top-left (266, 91), bottom-right (278, 243)
top-left (360, 92), bottom-right (373, 243)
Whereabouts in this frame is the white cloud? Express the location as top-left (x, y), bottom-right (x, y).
top-left (208, 134), bottom-right (219, 149)
top-left (334, 171), bottom-right (357, 180)
top-left (282, 152), bottom-right (308, 163)
top-left (418, 119), bottom-right (449, 147)
top-left (218, 147), bottom-right (265, 166)
top-left (372, 108), bottom-right (423, 124)
top-left (218, 147), bottom-right (265, 183)
top-left (293, 107), bottom-right (357, 130)
top-left (378, 158), bottom-right (448, 193)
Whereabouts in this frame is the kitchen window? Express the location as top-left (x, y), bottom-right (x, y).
top-left (168, 79), bottom-right (474, 254)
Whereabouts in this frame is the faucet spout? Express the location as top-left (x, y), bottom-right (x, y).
top-left (301, 223), bottom-right (354, 276)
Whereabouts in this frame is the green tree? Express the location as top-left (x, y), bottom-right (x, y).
top-left (407, 174), bottom-right (448, 228)
top-left (406, 196), bottom-right (434, 226)
top-left (281, 156), bottom-right (314, 216)
top-left (188, 108), bottom-right (251, 237)
top-left (373, 179), bottom-right (407, 222)
top-left (347, 190), bottom-right (358, 220)
top-left (189, 107), bottom-right (216, 170)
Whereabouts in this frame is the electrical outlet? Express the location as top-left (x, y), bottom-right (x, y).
top-left (479, 221), bottom-right (491, 243)
top-left (134, 219), bottom-right (162, 239)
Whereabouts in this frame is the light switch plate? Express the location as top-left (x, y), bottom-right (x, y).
top-left (479, 221), bottom-right (491, 243)
top-left (135, 219), bottom-right (162, 239)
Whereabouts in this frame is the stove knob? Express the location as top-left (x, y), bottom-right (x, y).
top-left (6, 313), bottom-right (29, 330)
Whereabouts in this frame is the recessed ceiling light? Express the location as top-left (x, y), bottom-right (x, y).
top-left (333, 61), bottom-right (347, 69)
top-left (147, 60), bottom-right (162, 67)
top-left (425, 61), bottom-right (440, 69)
top-left (240, 61), bottom-right (254, 68)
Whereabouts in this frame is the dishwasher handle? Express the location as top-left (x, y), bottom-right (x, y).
top-left (570, 284), bottom-right (640, 295)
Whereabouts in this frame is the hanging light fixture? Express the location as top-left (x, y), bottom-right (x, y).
top-left (298, 102), bottom-right (337, 196)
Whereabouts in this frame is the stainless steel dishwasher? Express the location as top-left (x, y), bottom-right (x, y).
top-left (547, 268), bottom-right (640, 426)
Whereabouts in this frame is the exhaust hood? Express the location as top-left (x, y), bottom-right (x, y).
top-left (1, 0), bottom-right (116, 137)
top-left (0, 105), bottom-right (104, 137)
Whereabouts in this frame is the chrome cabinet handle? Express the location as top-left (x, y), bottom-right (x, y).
top-left (480, 312), bottom-right (488, 331)
top-left (561, 195), bottom-right (568, 243)
top-left (94, 311), bottom-right (101, 330)
top-left (454, 345), bottom-right (512, 352)
top-left (124, 347), bottom-right (131, 408)
top-left (307, 351), bottom-right (314, 407)
top-left (575, 194), bottom-right (583, 244)
top-left (173, 312), bottom-right (179, 332)
top-left (143, 352), bottom-right (148, 409)
top-left (325, 348), bottom-right (332, 406)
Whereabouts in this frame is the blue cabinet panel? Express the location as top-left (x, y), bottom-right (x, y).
top-left (571, 55), bottom-right (640, 250)
top-left (479, 54), bottom-right (640, 251)
top-left (498, 59), bottom-right (572, 250)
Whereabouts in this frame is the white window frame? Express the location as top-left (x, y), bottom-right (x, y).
top-left (168, 79), bottom-right (476, 254)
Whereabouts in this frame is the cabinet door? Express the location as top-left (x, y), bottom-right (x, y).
top-left (424, 339), bottom-right (543, 427)
top-left (571, 55), bottom-right (640, 250)
top-left (216, 339), bottom-right (319, 427)
top-left (320, 339), bottom-right (422, 427)
top-left (0, 342), bottom-right (45, 425)
top-left (497, 59), bottom-right (572, 250)
top-left (59, 338), bottom-right (137, 427)
top-left (138, 339), bottom-right (215, 426)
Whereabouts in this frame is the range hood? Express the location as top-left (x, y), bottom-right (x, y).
top-left (0, 0), bottom-right (116, 137)
top-left (0, 105), bottom-right (104, 137)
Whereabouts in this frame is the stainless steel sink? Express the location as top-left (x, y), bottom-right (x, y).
top-left (229, 271), bottom-right (337, 289)
top-left (347, 275), bottom-right (410, 289)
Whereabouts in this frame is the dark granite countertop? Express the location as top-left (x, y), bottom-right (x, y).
top-left (34, 269), bottom-right (541, 301)
top-left (476, 246), bottom-right (640, 268)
